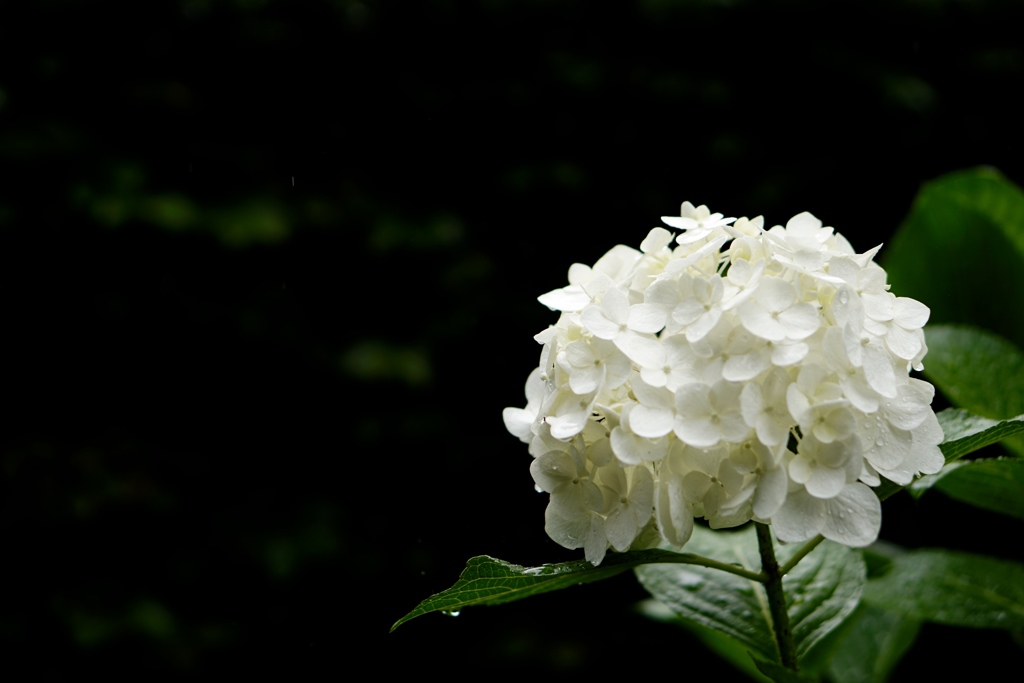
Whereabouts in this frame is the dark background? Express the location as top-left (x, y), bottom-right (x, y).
top-left (3, 0), bottom-right (1024, 679)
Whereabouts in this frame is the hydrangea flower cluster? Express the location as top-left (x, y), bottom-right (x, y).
top-left (503, 202), bottom-right (944, 565)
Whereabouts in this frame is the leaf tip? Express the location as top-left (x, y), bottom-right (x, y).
top-left (389, 613), bottom-right (414, 633)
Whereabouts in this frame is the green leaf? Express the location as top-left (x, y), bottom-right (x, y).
top-left (390, 548), bottom-right (706, 631)
top-left (909, 457), bottom-right (1024, 520)
top-left (881, 167), bottom-right (1024, 349)
top-left (635, 525), bottom-right (865, 662)
top-left (820, 602), bottom-right (921, 683)
top-left (935, 408), bottom-right (1024, 461)
top-left (922, 325), bottom-right (1024, 455)
top-left (925, 325), bottom-right (1024, 421)
top-left (753, 657), bottom-right (818, 683)
top-left (862, 548), bottom-right (1024, 629)
top-left (637, 599), bottom-right (774, 682)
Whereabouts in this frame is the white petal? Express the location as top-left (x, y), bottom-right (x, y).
top-left (661, 215), bottom-right (698, 230)
top-left (629, 405), bottom-right (675, 439)
top-left (629, 303), bottom-right (667, 334)
top-left (771, 341), bottom-right (808, 366)
top-left (821, 484), bottom-right (881, 547)
top-left (581, 305), bottom-right (619, 339)
top-left (862, 292), bottom-right (894, 322)
top-left (583, 513), bottom-right (609, 565)
top-left (752, 466), bottom-right (788, 519)
top-left (544, 498), bottom-right (589, 549)
top-left (630, 463), bottom-right (656, 511)
top-left (605, 506), bottom-right (637, 552)
top-left (529, 450), bottom-right (575, 493)
top-left (865, 418), bottom-right (915, 472)
top-left (785, 211), bottom-right (823, 236)
top-left (641, 227), bottom-right (673, 253)
top-left (611, 428), bottom-right (669, 465)
top-left (723, 352), bottom-right (770, 382)
top-left (503, 407), bottom-right (535, 442)
top-left (538, 285), bottom-right (591, 312)
top-left (671, 298), bottom-right (705, 327)
top-left (673, 419), bottom-right (720, 449)
top-left (862, 343), bottom-right (898, 398)
top-left (885, 325), bottom-right (923, 361)
top-left (656, 476), bottom-right (695, 547)
top-left (772, 489), bottom-right (825, 543)
top-left (685, 309), bottom-right (723, 343)
top-left (739, 301), bottom-right (785, 341)
top-left (882, 382), bottom-right (931, 431)
top-left (894, 297), bottom-right (930, 329)
top-left (568, 364), bottom-right (604, 395)
top-left (779, 303), bottom-right (820, 340)
top-left (617, 332), bottom-right (666, 368)
top-left (805, 463), bottom-right (848, 499)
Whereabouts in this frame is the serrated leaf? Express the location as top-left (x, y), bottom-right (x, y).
top-left (923, 325), bottom-right (1024, 455)
top-left (635, 525), bottom-right (865, 662)
top-left (881, 167), bottom-right (1024, 349)
top-left (390, 548), bottom-right (703, 631)
top-left (909, 457), bottom-right (1024, 520)
top-left (936, 406), bottom-right (1024, 462)
top-left (821, 602), bottom-right (921, 683)
top-left (782, 538), bottom-right (866, 660)
top-left (635, 527), bottom-right (776, 659)
top-left (862, 548), bottom-right (1024, 629)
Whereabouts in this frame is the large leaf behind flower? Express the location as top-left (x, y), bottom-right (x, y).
top-left (861, 548), bottom-right (1024, 630)
top-left (816, 602), bottom-right (921, 683)
top-left (881, 167), bottom-right (1024, 350)
top-left (635, 525), bottom-right (865, 662)
top-left (917, 325), bottom-right (1024, 455)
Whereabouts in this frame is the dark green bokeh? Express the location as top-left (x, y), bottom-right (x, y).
top-left (3, 0), bottom-right (1024, 678)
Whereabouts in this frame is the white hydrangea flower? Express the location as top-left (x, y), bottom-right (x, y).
top-left (506, 201), bottom-right (943, 564)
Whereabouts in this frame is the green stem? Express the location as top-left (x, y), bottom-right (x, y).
top-left (654, 551), bottom-right (765, 583)
top-left (756, 522), bottom-right (799, 671)
top-left (779, 534), bottom-right (824, 576)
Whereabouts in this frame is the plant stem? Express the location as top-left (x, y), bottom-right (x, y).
top-left (755, 522), bottom-right (799, 671)
top-left (779, 534), bottom-right (824, 575)
top-left (654, 552), bottom-right (765, 583)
